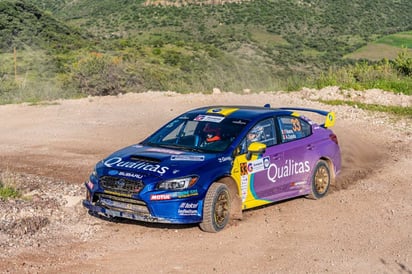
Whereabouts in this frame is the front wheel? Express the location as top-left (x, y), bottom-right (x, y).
top-left (200, 183), bottom-right (231, 233)
top-left (308, 160), bottom-right (331, 199)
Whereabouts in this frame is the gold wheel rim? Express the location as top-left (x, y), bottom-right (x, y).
top-left (314, 166), bottom-right (329, 194)
top-left (214, 190), bottom-right (229, 226)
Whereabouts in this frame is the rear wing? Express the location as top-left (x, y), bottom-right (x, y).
top-left (278, 107), bottom-right (336, 128)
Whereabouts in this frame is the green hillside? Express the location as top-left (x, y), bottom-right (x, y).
top-left (1, 0), bottom-right (411, 103)
top-left (0, 0), bottom-right (85, 51)
top-left (346, 31), bottom-right (412, 60)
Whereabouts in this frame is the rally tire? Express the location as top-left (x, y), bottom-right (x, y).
top-left (308, 160), bottom-right (331, 200)
top-left (200, 183), bottom-right (231, 233)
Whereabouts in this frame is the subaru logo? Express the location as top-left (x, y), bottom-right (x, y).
top-left (116, 179), bottom-right (126, 188)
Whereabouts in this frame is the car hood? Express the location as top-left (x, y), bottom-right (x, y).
top-left (97, 144), bottom-right (219, 180)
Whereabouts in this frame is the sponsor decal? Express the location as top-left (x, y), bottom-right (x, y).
top-left (263, 157), bottom-right (271, 169)
top-left (207, 108), bottom-right (239, 116)
top-left (178, 202), bottom-right (199, 216)
top-left (241, 175), bottom-right (248, 202)
top-left (86, 181), bottom-right (94, 190)
top-left (218, 156), bottom-right (232, 163)
top-left (116, 179), bottom-right (126, 188)
top-left (103, 157), bottom-right (169, 176)
top-left (267, 160), bottom-right (310, 183)
top-left (170, 155), bottom-right (205, 161)
top-left (210, 108), bottom-right (222, 113)
top-left (178, 116), bottom-right (190, 120)
top-left (146, 148), bottom-right (183, 155)
top-left (150, 190), bottom-right (198, 201)
top-left (247, 163), bottom-right (254, 173)
top-left (118, 171), bottom-right (144, 179)
top-left (174, 189), bottom-right (199, 198)
top-left (150, 194), bottom-right (172, 201)
top-left (290, 181), bottom-right (307, 189)
top-left (100, 198), bottom-right (146, 212)
top-left (291, 181), bottom-right (306, 186)
top-left (165, 120), bottom-right (180, 128)
top-left (193, 115), bottom-right (224, 123)
top-left (232, 119), bottom-right (247, 125)
top-left (247, 157), bottom-right (269, 174)
top-left (108, 170), bottom-right (119, 175)
top-left (104, 190), bottom-right (132, 198)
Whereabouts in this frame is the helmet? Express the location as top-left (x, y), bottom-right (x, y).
top-left (203, 123), bottom-right (221, 142)
top-left (248, 126), bottom-right (263, 142)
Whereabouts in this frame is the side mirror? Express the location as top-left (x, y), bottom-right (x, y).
top-left (246, 142), bottom-right (266, 160)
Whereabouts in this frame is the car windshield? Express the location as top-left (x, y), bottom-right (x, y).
top-left (143, 114), bottom-right (248, 153)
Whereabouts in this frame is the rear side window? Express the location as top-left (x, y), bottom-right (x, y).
top-left (277, 116), bottom-right (311, 142)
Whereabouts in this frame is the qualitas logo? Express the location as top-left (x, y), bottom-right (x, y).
top-left (104, 157), bottom-right (169, 176)
top-left (267, 159), bottom-right (310, 183)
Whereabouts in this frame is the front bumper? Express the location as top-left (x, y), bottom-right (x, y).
top-left (83, 199), bottom-right (174, 223)
top-left (83, 195), bottom-right (203, 225)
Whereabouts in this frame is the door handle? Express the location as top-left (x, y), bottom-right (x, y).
top-left (306, 144), bottom-right (314, 150)
top-left (272, 154), bottom-right (282, 160)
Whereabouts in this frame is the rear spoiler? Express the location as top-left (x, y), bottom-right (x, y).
top-left (278, 107), bottom-right (336, 128)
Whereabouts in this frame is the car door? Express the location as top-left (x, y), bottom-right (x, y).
top-left (232, 118), bottom-right (290, 209)
top-left (272, 115), bottom-right (318, 198)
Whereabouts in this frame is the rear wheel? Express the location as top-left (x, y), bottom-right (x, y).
top-left (308, 160), bottom-right (331, 199)
top-left (200, 183), bottom-right (230, 233)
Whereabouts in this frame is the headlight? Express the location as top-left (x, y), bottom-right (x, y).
top-left (157, 176), bottom-right (198, 190)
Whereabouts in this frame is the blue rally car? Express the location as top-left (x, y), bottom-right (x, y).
top-left (83, 105), bottom-right (341, 232)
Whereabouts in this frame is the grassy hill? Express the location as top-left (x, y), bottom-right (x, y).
top-left (0, 0), bottom-right (85, 51)
top-left (346, 31), bottom-right (412, 60)
top-left (1, 0), bottom-right (411, 103)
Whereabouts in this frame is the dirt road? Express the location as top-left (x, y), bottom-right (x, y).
top-left (0, 89), bottom-right (411, 273)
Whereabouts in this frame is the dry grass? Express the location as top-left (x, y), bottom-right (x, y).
top-left (144, 0), bottom-right (253, 6)
top-left (345, 43), bottom-right (412, 61)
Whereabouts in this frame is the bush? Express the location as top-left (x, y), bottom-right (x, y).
top-left (314, 51), bottom-right (412, 95)
top-left (392, 48), bottom-right (412, 76)
top-left (67, 52), bottom-right (144, 96)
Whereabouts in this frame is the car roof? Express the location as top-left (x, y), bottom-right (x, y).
top-left (186, 105), bottom-right (295, 120)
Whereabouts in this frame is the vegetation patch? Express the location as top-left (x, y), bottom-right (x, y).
top-left (376, 31), bottom-right (412, 48)
top-left (320, 100), bottom-right (412, 117)
top-left (0, 181), bottom-right (21, 199)
top-left (314, 50), bottom-right (412, 95)
top-left (345, 44), bottom-right (410, 61)
top-left (1, 0), bottom-right (412, 102)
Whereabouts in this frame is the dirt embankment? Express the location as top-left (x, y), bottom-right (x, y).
top-left (0, 89), bottom-right (411, 273)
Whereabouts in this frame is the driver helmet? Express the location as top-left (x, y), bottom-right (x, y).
top-left (203, 123), bottom-right (221, 142)
top-left (248, 126), bottom-right (263, 142)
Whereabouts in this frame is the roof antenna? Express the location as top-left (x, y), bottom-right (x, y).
top-left (264, 104), bottom-right (271, 108)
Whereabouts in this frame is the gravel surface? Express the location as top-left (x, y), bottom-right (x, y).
top-left (0, 88), bottom-right (411, 273)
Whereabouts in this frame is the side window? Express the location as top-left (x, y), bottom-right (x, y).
top-left (239, 118), bottom-right (276, 154)
top-left (277, 116), bottom-right (311, 143)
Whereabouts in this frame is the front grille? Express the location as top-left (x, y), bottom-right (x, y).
top-left (100, 176), bottom-right (144, 195)
top-left (96, 193), bottom-right (149, 214)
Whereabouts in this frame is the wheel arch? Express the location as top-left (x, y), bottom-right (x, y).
top-left (319, 156), bottom-right (336, 185)
top-left (215, 176), bottom-right (243, 220)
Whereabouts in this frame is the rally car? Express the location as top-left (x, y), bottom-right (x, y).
top-left (83, 105), bottom-right (341, 232)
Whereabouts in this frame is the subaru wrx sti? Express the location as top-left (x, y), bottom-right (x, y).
top-left (83, 105), bottom-right (341, 232)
